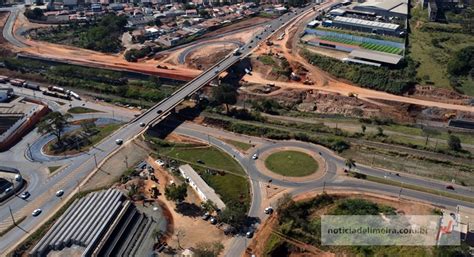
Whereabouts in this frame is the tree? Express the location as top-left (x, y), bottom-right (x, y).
top-left (448, 135), bottom-right (462, 152)
top-left (276, 193), bottom-right (294, 213)
top-left (361, 124), bottom-right (366, 134)
top-left (37, 112), bottom-right (72, 144)
top-left (212, 84), bottom-right (237, 113)
top-left (376, 126), bottom-right (384, 136)
top-left (80, 120), bottom-right (96, 133)
top-left (201, 199), bottom-right (218, 213)
top-left (165, 183), bottom-right (188, 203)
top-left (345, 158), bottom-right (356, 170)
top-left (152, 228), bottom-right (163, 242)
top-left (219, 200), bottom-right (247, 229)
top-left (422, 127), bottom-right (440, 147)
top-left (194, 241), bottom-right (224, 257)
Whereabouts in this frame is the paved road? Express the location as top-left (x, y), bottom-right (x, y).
top-left (1, 6), bottom-right (26, 48)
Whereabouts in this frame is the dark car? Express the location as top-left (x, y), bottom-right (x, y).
top-left (246, 230), bottom-right (254, 238)
top-left (197, 159), bottom-right (205, 164)
top-left (157, 110), bottom-right (163, 114)
top-left (446, 185), bottom-right (455, 190)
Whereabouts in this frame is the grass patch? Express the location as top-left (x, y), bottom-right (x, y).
top-left (222, 138), bottom-right (253, 151)
top-left (67, 107), bottom-right (101, 114)
top-left (161, 146), bottom-right (245, 175)
top-left (156, 144), bottom-right (250, 208)
top-left (259, 55), bottom-right (277, 66)
top-left (409, 5), bottom-right (474, 93)
top-left (265, 150), bottom-right (318, 177)
top-left (0, 216), bottom-right (26, 237)
top-left (48, 166), bottom-right (62, 173)
top-left (357, 172), bottom-right (474, 203)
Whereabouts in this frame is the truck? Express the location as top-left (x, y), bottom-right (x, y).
top-left (10, 79), bottom-right (26, 87)
top-left (24, 83), bottom-right (41, 91)
top-left (0, 75), bottom-right (9, 83)
top-left (232, 48), bottom-right (241, 56)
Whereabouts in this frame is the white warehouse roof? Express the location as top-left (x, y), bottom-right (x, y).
top-left (333, 16), bottom-right (400, 30)
top-left (358, 0), bottom-right (408, 11)
top-left (179, 164), bottom-right (226, 210)
top-left (349, 49), bottom-right (403, 65)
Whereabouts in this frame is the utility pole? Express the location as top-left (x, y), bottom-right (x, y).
top-left (124, 155), bottom-right (129, 169)
top-left (93, 153), bottom-right (98, 168)
top-left (27, 143), bottom-right (33, 160)
top-left (207, 134), bottom-right (211, 145)
top-left (398, 182), bottom-right (403, 200)
top-left (322, 181), bottom-right (326, 193)
top-left (8, 205), bottom-right (16, 226)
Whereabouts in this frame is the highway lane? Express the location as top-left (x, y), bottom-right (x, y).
top-left (1, 6), bottom-right (26, 48)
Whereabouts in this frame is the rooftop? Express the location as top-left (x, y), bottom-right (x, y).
top-left (333, 16), bottom-right (400, 30)
top-left (179, 164), bottom-right (226, 210)
top-left (358, 0), bottom-right (408, 11)
top-left (349, 48), bottom-right (403, 64)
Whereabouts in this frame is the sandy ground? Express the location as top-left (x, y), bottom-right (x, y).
top-left (255, 146), bottom-right (326, 183)
top-left (146, 156), bottom-right (231, 253)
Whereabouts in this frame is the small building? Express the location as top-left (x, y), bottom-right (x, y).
top-left (178, 164), bottom-right (226, 210)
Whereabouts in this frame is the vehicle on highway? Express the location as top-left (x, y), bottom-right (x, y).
top-left (139, 122), bottom-right (146, 127)
top-left (157, 110), bottom-right (163, 114)
top-left (446, 185), bottom-right (455, 190)
top-left (248, 45), bottom-right (252, 48)
top-left (32, 209), bottom-right (42, 217)
top-left (264, 207), bottom-right (273, 215)
top-left (5, 186), bottom-right (13, 193)
top-left (115, 139), bottom-right (123, 145)
top-left (246, 230), bottom-right (254, 238)
top-left (202, 212), bottom-right (211, 220)
top-left (19, 191), bottom-right (30, 200)
top-left (252, 153), bottom-right (258, 160)
top-left (56, 189), bottom-right (64, 197)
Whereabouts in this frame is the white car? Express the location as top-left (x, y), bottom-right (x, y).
top-left (264, 207), bottom-right (274, 215)
top-left (55, 190), bottom-right (64, 197)
top-left (252, 154), bottom-right (258, 160)
top-left (155, 159), bottom-right (165, 167)
top-left (139, 122), bottom-right (146, 127)
top-left (32, 209), bottom-right (42, 217)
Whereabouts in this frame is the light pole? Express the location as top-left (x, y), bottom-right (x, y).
top-left (398, 182), bottom-right (404, 200)
top-left (8, 205), bottom-right (16, 226)
top-left (93, 153), bottom-right (98, 168)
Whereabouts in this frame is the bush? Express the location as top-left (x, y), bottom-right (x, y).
top-left (301, 49), bottom-right (417, 94)
top-left (24, 8), bottom-right (45, 21)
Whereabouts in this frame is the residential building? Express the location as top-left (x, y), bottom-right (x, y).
top-left (178, 164), bottom-right (226, 210)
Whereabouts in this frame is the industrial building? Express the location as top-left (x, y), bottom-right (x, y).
top-left (353, 0), bottom-right (408, 19)
top-left (30, 189), bottom-right (166, 257)
top-left (179, 164), bottom-right (226, 210)
top-left (324, 16), bottom-right (402, 37)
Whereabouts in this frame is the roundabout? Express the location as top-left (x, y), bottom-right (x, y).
top-left (264, 150), bottom-right (318, 177)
